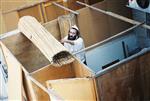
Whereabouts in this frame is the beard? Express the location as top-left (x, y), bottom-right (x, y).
top-left (68, 35), bottom-right (77, 40)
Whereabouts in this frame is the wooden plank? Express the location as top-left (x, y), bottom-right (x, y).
top-left (38, 4), bottom-right (45, 23)
top-left (58, 13), bottom-right (77, 39)
top-left (46, 78), bottom-right (96, 101)
top-left (0, 41), bottom-right (22, 100)
top-left (41, 3), bottom-right (48, 22)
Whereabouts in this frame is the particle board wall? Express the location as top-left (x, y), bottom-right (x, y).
top-left (3, 11), bottom-right (19, 32)
top-left (43, 19), bottom-right (61, 40)
top-left (1, 33), bottom-right (50, 73)
top-left (77, 2), bottom-right (110, 47)
top-left (106, 0), bottom-right (133, 36)
top-left (77, 0), bottom-right (132, 47)
top-left (31, 64), bottom-right (76, 86)
top-left (46, 78), bottom-right (96, 101)
top-left (96, 51), bottom-right (150, 101)
top-left (18, 5), bottom-right (43, 22)
top-left (139, 52), bottom-right (150, 100)
top-left (44, 1), bottom-right (65, 22)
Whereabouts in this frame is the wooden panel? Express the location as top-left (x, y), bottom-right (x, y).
top-left (31, 64), bottom-right (75, 86)
top-left (3, 11), bottom-right (19, 32)
top-left (18, 5), bottom-right (43, 22)
top-left (106, 0), bottom-right (132, 36)
top-left (72, 60), bottom-right (94, 77)
top-left (46, 78), bottom-right (96, 101)
top-left (139, 52), bottom-right (150, 100)
top-left (96, 52), bottom-right (150, 101)
top-left (2, 33), bottom-right (49, 73)
top-left (45, 1), bottom-right (65, 21)
top-left (77, 2), bottom-right (110, 47)
top-left (43, 19), bottom-right (61, 40)
top-left (0, 0), bottom-right (27, 12)
top-left (1, 42), bottom-right (22, 100)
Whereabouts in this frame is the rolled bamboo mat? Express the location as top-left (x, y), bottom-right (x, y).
top-left (58, 14), bottom-right (77, 39)
top-left (18, 16), bottom-right (74, 67)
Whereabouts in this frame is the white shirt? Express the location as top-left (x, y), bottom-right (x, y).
top-left (63, 36), bottom-right (86, 63)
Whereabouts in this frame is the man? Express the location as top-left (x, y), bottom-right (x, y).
top-left (61, 25), bottom-right (87, 65)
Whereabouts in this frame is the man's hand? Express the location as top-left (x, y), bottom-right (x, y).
top-left (61, 39), bottom-right (74, 45)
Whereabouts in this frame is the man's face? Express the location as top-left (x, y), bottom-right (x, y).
top-left (68, 28), bottom-right (77, 40)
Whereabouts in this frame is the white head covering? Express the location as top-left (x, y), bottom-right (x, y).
top-left (71, 25), bottom-right (79, 31)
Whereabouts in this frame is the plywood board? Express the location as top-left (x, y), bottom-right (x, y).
top-left (1, 33), bottom-right (49, 73)
top-left (46, 78), bottom-right (96, 101)
top-left (45, 1), bottom-right (65, 21)
top-left (96, 51), bottom-right (150, 101)
top-left (3, 11), bottom-right (19, 32)
top-left (18, 5), bottom-right (42, 23)
top-left (0, 42), bottom-right (22, 100)
top-left (31, 64), bottom-right (75, 86)
top-left (72, 60), bottom-right (94, 77)
top-left (106, 0), bottom-right (132, 36)
top-left (139, 52), bottom-right (150, 100)
top-left (77, 2), bottom-right (110, 47)
top-left (43, 19), bottom-right (61, 40)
